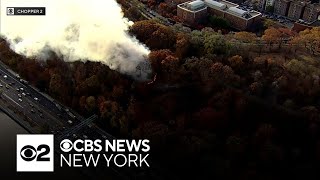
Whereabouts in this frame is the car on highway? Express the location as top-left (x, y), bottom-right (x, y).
top-left (18, 94), bottom-right (22, 98)
top-left (18, 98), bottom-right (22, 102)
top-left (31, 109), bottom-right (35, 113)
top-left (5, 84), bottom-right (9, 89)
top-left (34, 97), bottom-right (39, 101)
top-left (16, 88), bottom-right (19, 91)
top-left (22, 92), bottom-right (26, 96)
top-left (3, 75), bottom-right (7, 79)
top-left (29, 103), bottom-right (34, 107)
top-left (0, 84), bottom-right (3, 87)
top-left (68, 120), bottom-right (73, 124)
top-left (20, 87), bottom-right (24, 91)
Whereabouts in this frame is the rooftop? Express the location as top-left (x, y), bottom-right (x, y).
top-left (205, 0), bottom-right (227, 10)
top-left (205, 0), bottom-right (261, 19)
top-left (178, 0), bottom-right (207, 12)
top-left (177, 0), bottom-right (262, 19)
top-left (306, 3), bottom-right (320, 12)
top-left (291, 0), bottom-right (311, 6)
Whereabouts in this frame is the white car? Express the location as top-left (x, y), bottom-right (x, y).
top-left (0, 84), bottom-right (3, 87)
top-left (34, 97), bottom-right (39, 101)
top-left (18, 94), bottom-right (22, 98)
top-left (18, 98), bottom-right (22, 102)
top-left (22, 92), bottom-right (26, 96)
top-left (3, 75), bottom-right (7, 79)
top-left (67, 120), bottom-right (73, 124)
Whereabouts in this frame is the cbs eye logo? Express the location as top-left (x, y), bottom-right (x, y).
top-left (17, 134), bottom-right (54, 172)
top-left (60, 139), bottom-right (73, 152)
top-left (20, 144), bottom-right (50, 161)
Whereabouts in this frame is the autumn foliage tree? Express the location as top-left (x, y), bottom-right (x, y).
top-left (234, 31), bottom-right (257, 43)
top-left (262, 27), bottom-right (282, 50)
top-left (130, 20), bottom-right (176, 50)
top-left (292, 27), bottom-right (320, 55)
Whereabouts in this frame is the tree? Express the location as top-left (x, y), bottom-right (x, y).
top-left (130, 20), bottom-right (176, 50)
top-left (86, 96), bottom-right (96, 112)
top-left (228, 55), bottom-right (244, 71)
top-left (175, 33), bottom-right (190, 59)
top-left (234, 32), bottom-right (257, 43)
top-left (126, 6), bottom-right (142, 21)
top-left (189, 30), bottom-right (205, 56)
top-left (208, 16), bottom-right (230, 29)
top-left (262, 28), bottom-right (282, 50)
top-left (264, 19), bottom-right (276, 29)
top-left (204, 33), bottom-right (232, 56)
top-left (209, 62), bottom-right (240, 86)
top-left (49, 74), bottom-right (62, 96)
top-left (295, 27), bottom-right (320, 55)
top-left (148, 49), bottom-right (176, 73)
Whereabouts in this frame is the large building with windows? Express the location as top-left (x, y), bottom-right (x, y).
top-left (287, 0), bottom-right (310, 20)
top-left (177, 0), bottom-right (262, 30)
top-left (302, 3), bottom-right (320, 23)
top-left (177, 0), bottom-right (208, 24)
top-left (274, 0), bottom-right (291, 16)
top-left (273, 0), bottom-right (320, 24)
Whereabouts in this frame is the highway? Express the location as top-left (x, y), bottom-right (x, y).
top-left (0, 63), bottom-right (77, 133)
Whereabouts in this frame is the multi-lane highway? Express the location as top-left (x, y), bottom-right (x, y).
top-left (0, 63), bottom-right (78, 134)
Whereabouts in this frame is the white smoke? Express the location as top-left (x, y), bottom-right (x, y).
top-left (0, 0), bottom-right (151, 80)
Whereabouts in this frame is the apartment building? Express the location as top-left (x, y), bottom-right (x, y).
top-left (302, 3), bottom-right (320, 23)
top-left (287, 0), bottom-right (310, 20)
top-left (274, 0), bottom-right (291, 16)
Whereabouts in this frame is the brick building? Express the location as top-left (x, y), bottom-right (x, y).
top-left (224, 7), bottom-right (261, 30)
top-left (177, 0), bottom-right (261, 30)
top-left (274, 0), bottom-right (291, 16)
top-left (177, 0), bottom-right (208, 24)
top-left (258, 0), bottom-right (276, 10)
top-left (302, 3), bottom-right (320, 23)
top-left (287, 0), bottom-right (310, 20)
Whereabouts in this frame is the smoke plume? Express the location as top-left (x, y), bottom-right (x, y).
top-left (0, 0), bottom-right (151, 80)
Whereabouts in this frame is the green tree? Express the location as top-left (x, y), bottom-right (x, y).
top-left (209, 16), bottom-right (230, 29)
top-left (204, 33), bottom-right (232, 55)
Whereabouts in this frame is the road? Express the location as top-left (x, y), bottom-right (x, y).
top-left (125, 0), bottom-right (173, 26)
top-left (0, 64), bottom-right (76, 133)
